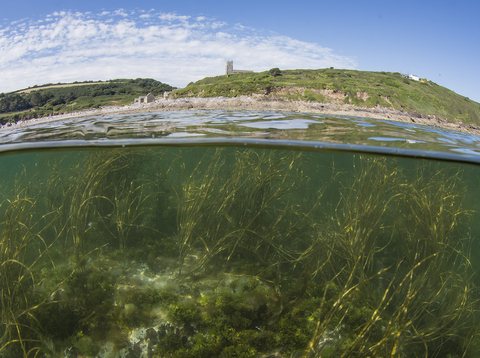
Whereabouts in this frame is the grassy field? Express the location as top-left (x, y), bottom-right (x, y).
top-left (15, 81), bottom-right (111, 94)
top-left (172, 68), bottom-right (480, 125)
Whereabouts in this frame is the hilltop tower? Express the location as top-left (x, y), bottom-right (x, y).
top-left (225, 61), bottom-right (253, 75)
top-left (225, 61), bottom-right (234, 75)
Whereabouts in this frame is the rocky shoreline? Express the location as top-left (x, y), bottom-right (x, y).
top-left (2, 96), bottom-right (480, 135)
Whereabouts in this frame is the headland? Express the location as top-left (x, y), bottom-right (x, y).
top-left (1, 95), bottom-right (479, 136)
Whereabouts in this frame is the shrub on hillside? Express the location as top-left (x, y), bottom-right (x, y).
top-left (269, 68), bottom-right (282, 77)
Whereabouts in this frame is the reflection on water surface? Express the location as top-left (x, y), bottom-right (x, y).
top-left (2, 110), bottom-right (480, 158)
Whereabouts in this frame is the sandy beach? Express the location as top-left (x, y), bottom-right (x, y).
top-left (1, 96), bottom-right (480, 135)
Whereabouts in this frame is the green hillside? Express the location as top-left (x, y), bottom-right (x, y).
top-left (0, 78), bottom-right (174, 123)
top-left (172, 68), bottom-right (480, 125)
top-left (2, 70), bottom-right (479, 126)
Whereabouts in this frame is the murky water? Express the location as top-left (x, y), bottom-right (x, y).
top-left (1, 111), bottom-right (480, 358)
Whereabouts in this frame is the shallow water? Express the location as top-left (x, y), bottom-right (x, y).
top-left (2, 110), bottom-right (480, 158)
top-left (1, 111), bottom-right (480, 358)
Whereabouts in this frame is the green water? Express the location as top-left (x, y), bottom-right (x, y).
top-left (1, 146), bottom-right (480, 358)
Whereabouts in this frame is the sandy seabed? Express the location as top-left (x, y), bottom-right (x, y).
top-left (1, 96), bottom-right (480, 136)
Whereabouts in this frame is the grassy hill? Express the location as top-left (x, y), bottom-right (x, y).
top-left (2, 70), bottom-right (479, 126)
top-left (172, 68), bottom-right (480, 125)
top-left (0, 78), bottom-right (174, 123)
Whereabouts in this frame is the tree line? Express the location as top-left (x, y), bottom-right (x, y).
top-left (0, 78), bottom-right (174, 114)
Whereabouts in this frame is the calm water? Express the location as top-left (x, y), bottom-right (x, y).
top-left (1, 111), bottom-right (480, 358)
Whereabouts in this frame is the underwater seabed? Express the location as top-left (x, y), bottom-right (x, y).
top-left (1, 146), bottom-right (480, 358)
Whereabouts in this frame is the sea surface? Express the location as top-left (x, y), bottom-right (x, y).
top-left (1, 110), bottom-right (480, 358)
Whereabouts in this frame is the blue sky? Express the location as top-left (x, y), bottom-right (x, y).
top-left (1, 0), bottom-right (479, 103)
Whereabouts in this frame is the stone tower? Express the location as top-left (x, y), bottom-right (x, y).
top-left (225, 61), bottom-right (233, 75)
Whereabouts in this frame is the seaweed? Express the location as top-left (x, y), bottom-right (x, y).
top-left (1, 147), bottom-right (479, 357)
top-left (0, 168), bottom-right (75, 357)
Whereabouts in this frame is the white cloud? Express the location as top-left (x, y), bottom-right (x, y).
top-left (113, 9), bottom-right (128, 17)
top-left (0, 10), bottom-right (356, 92)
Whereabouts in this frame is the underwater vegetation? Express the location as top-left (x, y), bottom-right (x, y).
top-left (0, 147), bottom-right (479, 357)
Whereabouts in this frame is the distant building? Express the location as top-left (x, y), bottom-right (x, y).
top-left (225, 61), bottom-right (253, 75)
top-left (401, 74), bottom-right (422, 82)
top-left (134, 92), bottom-right (155, 104)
